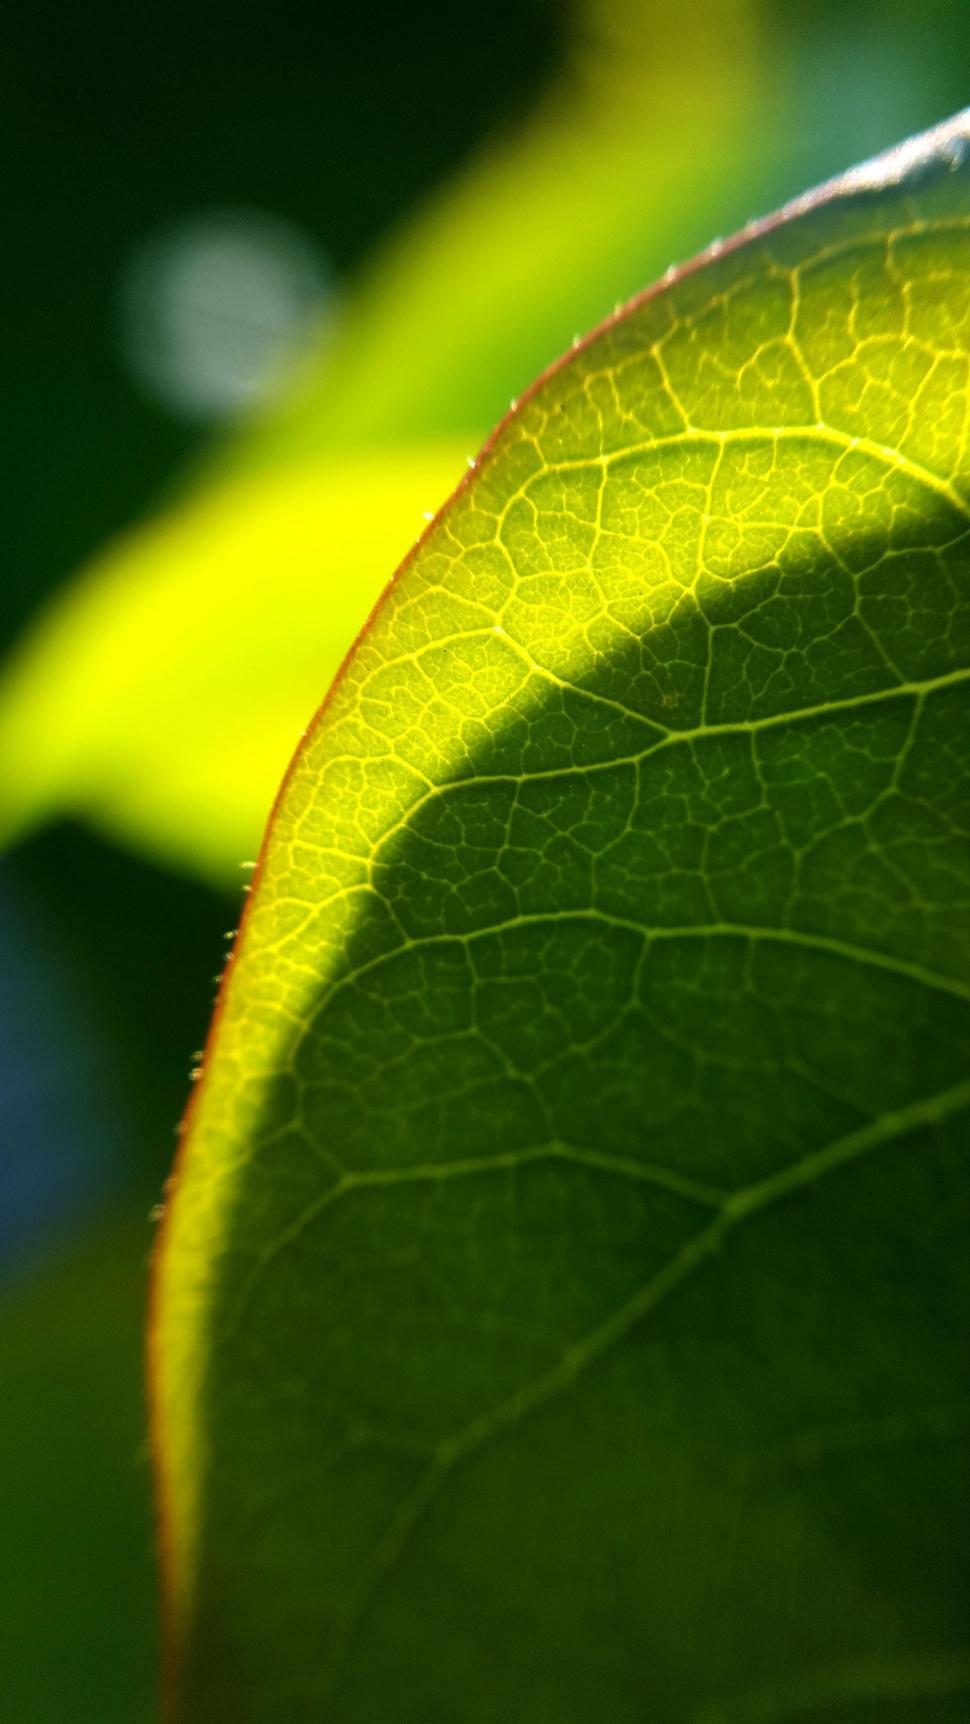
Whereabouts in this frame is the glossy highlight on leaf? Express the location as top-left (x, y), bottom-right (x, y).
top-left (154, 114), bottom-right (970, 1721)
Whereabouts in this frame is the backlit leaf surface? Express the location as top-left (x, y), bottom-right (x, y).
top-left (154, 116), bottom-right (970, 1721)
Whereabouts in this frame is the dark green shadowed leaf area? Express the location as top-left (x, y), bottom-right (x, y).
top-left (154, 114), bottom-right (970, 1722)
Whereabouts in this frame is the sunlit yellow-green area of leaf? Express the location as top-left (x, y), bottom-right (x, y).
top-left (0, 0), bottom-right (791, 885)
top-left (156, 115), bottom-right (970, 1722)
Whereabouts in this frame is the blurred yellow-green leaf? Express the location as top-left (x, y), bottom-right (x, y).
top-left (0, 446), bottom-right (466, 884)
top-left (0, 1), bottom-right (794, 886)
top-left (225, 2), bottom-right (777, 464)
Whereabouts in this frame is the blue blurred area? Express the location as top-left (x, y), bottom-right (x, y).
top-left (0, 879), bottom-right (119, 1271)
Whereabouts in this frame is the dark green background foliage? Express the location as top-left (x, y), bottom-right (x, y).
top-left (161, 132), bottom-right (970, 1717)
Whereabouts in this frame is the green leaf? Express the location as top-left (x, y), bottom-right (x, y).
top-left (160, 112), bottom-right (970, 1721)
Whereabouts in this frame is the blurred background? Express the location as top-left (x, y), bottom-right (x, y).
top-left (1, 2), bottom-right (967, 1716)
